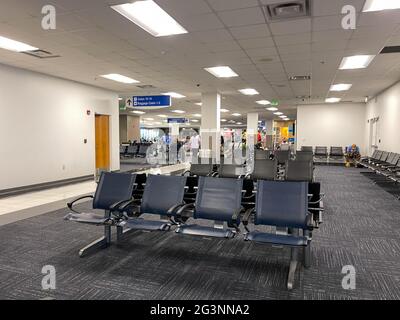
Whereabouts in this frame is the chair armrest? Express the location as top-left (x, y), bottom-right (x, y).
top-left (175, 203), bottom-right (196, 221)
top-left (110, 199), bottom-right (130, 211)
top-left (182, 170), bottom-right (191, 176)
top-left (110, 198), bottom-right (140, 212)
top-left (242, 208), bottom-right (255, 225)
top-left (211, 172), bottom-right (219, 177)
top-left (67, 195), bottom-right (94, 213)
top-left (167, 203), bottom-right (186, 216)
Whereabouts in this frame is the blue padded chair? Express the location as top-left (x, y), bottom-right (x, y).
top-left (243, 180), bottom-right (314, 290)
top-left (64, 172), bottom-right (137, 257)
top-left (118, 175), bottom-right (187, 232)
top-left (176, 176), bottom-right (244, 238)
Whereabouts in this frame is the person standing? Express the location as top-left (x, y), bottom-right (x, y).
top-left (190, 133), bottom-right (201, 162)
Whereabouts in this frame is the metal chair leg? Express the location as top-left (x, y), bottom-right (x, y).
top-left (79, 225), bottom-right (111, 257)
top-left (304, 244), bottom-right (311, 269)
top-left (287, 247), bottom-right (298, 290)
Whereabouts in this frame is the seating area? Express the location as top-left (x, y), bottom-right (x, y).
top-left (300, 146), bottom-right (345, 165)
top-left (358, 150), bottom-right (400, 199)
top-left (120, 143), bottom-right (152, 159)
top-left (64, 165), bottom-right (323, 290)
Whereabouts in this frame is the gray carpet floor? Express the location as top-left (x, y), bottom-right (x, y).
top-left (0, 166), bottom-right (399, 300)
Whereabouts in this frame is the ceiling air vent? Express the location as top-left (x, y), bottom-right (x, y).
top-left (136, 84), bottom-right (156, 89)
top-left (289, 75), bottom-right (311, 81)
top-left (380, 46), bottom-right (400, 54)
top-left (264, 0), bottom-right (311, 21)
top-left (23, 49), bottom-right (60, 59)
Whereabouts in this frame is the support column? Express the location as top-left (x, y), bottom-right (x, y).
top-left (200, 92), bottom-right (221, 162)
top-left (119, 115), bottom-right (140, 143)
top-left (247, 112), bottom-right (259, 144)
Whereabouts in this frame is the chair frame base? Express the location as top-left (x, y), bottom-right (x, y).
top-left (79, 225), bottom-right (111, 257)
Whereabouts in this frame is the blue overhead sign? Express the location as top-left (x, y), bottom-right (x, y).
top-left (167, 118), bottom-right (187, 124)
top-left (126, 95), bottom-right (171, 109)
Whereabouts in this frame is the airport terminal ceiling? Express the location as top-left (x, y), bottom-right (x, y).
top-left (1, 0), bottom-right (400, 122)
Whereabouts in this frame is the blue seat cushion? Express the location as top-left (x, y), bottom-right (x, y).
top-left (124, 218), bottom-right (170, 231)
top-left (245, 231), bottom-right (308, 246)
top-left (64, 212), bottom-right (109, 225)
top-left (176, 224), bottom-right (235, 238)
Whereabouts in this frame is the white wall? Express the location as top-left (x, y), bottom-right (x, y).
top-left (365, 81), bottom-right (400, 155)
top-left (0, 63), bottom-right (120, 190)
top-left (297, 103), bottom-right (366, 153)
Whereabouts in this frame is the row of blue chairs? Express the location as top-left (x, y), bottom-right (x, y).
top-left (65, 172), bottom-right (323, 290)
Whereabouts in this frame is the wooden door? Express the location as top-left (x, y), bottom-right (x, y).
top-left (95, 115), bottom-right (110, 170)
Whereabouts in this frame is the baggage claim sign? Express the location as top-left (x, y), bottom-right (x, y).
top-left (125, 95), bottom-right (172, 109)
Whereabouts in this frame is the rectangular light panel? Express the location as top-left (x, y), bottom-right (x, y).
top-left (204, 66), bottom-right (239, 78)
top-left (111, 1), bottom-right (188, 37)
top-left (101, 74), bottom-right (139, 84)
top-left (339, 55), bottom-right (375, 70)
top-left (0, 36), bottom-right (38, 52)
top-left (363, 0), bottom-right (400, 12)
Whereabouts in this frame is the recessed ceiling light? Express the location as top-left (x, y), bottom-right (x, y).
top-left (195, 102), bottom-right (202, 106)
top-left (221, 119), bottom-right (227, 122)
top-left (192, 114), bottom-right (202, 118)
top-left (256, 100), bottom-right (271, 105)
top-left (267, 107), bottom-right (278, 111)
top-left (325, 97), bottom-right (341, 103)
top-left (220, 108), bottom-right (230, 113)
top-left (0, 35), bottom-right (38, 52)
top-left (274, 112), bottom-right (283, 115)
top-left (132, 110), bottom-right (146, 115)
top-left (238, 88), bottom-right (259, 96)
top-left (118, 97), bottom-right (123, 101)
top-left (363, 0), bottom-right (400, 12)
top-left (157, 114), bottom-right (168, 118)
top-left (172, 110), bottom-right (185, 114)
top-left (237, 122), bottom-right (243, 125)
top-left (191, 119), bottom-right (199, 123)
top-left (339, 55), bottom-right (375, 70)
top-left (111, 1), bottom-right (188, 37)
top-left (279, 115), bottom-right (287, 119)
top-left (162, 92), bottom-right (186, 98)
top-left (100, 74), bottom-right (139, 84)
top-left (144, 118), bottom-right (154, 121)
top-left (204, 66), bottom-right (239, 78)
top-left (232, 113), bottom-right (241, 117)
top-left (330, 84), bottom-right (352, 91)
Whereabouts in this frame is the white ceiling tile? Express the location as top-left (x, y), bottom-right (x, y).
top-left (230, 24), bottom-right (270, 39)
top-left (237, 37), bottom-right (275, 49)
top-left (218, 7), bottom-right (265, 27)
top-left (270, 18), bottom-right (311, 35)
top-left (208, 0), bottom-right (259, 11)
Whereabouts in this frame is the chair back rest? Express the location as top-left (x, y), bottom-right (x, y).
top-left (391, 154), bottom-right (400, 166)
top-left (251, 159), bottom-right (277, 180)
top-left (141, 175), bottom-right (186, 215)
top-left (275, 150), bottom-right (290, 164)
top-left (296, 151), bottom-right (313, 162)
top-left (380, 151), bottom-right (389, 162)
top-left (93, 173), bottom-right (136, 210)
top-left (255, 149), bottom-right (270, 160)
top-left (315, 146), bottom-right (327, 155)
top-left (255, 181), bottom-right (309, 229)
top-left (219, 164), bottom-right (246, 178)
top-left (308, 182), bottom-right (321, 211)
top-left (386, 153), bottom-right (395, 164)
top-left (330, 147), bottom-right (343, 156)
top-left (127, 145), bottom-right (138, 154)
top-left (190, 164), bottom-right (213, 176)
top-left (301, 146), bottom-right (313, 152)
top-left (285, 160), bottom-right (313, 182)
top-left (194, 177), bottom-right (243, 223)
top-left (375, 150), bottom-right (382, 160)
top-left (139, 144), bottom-right (149, 154)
